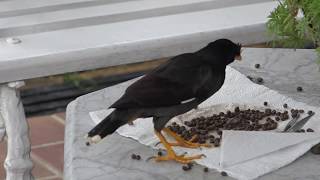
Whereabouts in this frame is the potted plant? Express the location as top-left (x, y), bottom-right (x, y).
top-left (267, 0), bottom-right (320, 62)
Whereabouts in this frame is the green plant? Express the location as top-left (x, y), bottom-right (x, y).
top-left (63, 72), bottom-right (97, 90)
top-left (267, 0), bottom-right (320, 62)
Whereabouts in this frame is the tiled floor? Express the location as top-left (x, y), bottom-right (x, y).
top-left (0, 112), bottom-right (66, 180)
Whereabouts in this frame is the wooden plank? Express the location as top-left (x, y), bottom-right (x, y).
top-left (0, 0), bottom-right (271, 36)
top-left (0, 1), bottom-right (278, 83)
top-left (0, 0), bottom-right (217, 36)
top-left (0, 0), bottom-right (132, 15)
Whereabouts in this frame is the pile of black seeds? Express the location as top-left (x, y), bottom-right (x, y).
top-left (167, 104), bottom-right (314, 146)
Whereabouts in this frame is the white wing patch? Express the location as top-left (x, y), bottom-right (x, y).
top-left (180, 97), bottom-right (196, 104)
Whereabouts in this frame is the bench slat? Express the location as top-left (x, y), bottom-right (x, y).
top-left (0, 0), bottom-right (129, 14)
top-left (0, 0), bottom-right (218, 36)
top-left (0, 0), bottom-right (271, 37)
top-left (0, 1), bottom-right (278, 83)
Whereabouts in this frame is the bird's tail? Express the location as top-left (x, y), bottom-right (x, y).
top-left (86, 109), bottom-right (133, 144)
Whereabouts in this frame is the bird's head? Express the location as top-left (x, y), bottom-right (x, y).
top-left (198, 39), bottom-right (242, 66)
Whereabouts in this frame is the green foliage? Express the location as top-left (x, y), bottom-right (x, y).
top-left (267, 0), bottom-right (320, 62)
top-left (63, 73), bottom-right (97, 90)
top-left (63, 73), bottom-right (82, 87)
top-left (316, 47), bottom-right (320, 64)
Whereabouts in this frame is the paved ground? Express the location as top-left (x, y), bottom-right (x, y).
top-left (0, 112), bottom-right (66, 180)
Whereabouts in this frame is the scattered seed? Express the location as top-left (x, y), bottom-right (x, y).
top-left (182, 165), bottom-right (190, 171)
top-left (131, 154), bottom-right (137, 159)
top-left (291, 113), bottom-right (298, 118)
top-left (86, 142), bottom-right (90, 146)
top-left (297, 86), bottom-right (303, 92)
top-left (257, 77), bottom-right (264, 84)
top-left (311, 143), bottom-right (320, 154)
top-left (221, 171), bottom-right (228, 176)
top-left (308, 110), bottom-right (313, 115)
top-left (203, 167), bottom-right (209, 172)
top-left (283, 104), bottom-right (288, 108)
top-left (307, 128), bottom-right (314, 132)
top-left (214, 140), bottom-right (220, 147)
top-left (136, 155), bottom-right (141, 160)
top-left (255, 64), bottom-right (260, 69)
top-left (263, 102), bottom-right (268, 106)
top-left (187, 163), bottom-right (193, 168)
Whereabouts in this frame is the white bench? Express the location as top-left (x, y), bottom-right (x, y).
top-left (0, 0), bottom-right (277, 179)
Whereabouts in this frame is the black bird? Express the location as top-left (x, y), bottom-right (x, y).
top-left (86, 39), bottom-right (242, 163)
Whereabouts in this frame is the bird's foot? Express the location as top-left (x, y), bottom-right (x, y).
top-left (154, 151), bottom-right (205, 164)
top-left (163, 128), bottom-right (211, 148)
top-left (169, 137), bottom-right (211, 148)
top-left (153, 129), bottom-right (206, 164)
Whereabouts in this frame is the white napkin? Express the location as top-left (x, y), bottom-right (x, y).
top-left (89, 66), bottom-right (320, 180)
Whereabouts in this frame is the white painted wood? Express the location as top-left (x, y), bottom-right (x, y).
top-left (0, 0), bottom-right (227, 36)
top-left (0, 113), bottom-right (4, 142)
top-left (0, 82), bottom-right (33, 180)
top-left (0, 0), bottom-right (271, 37)
top-left (0, 1), bottom-right (278, 83)
top-left (0, 0), bottom-right (117, 14)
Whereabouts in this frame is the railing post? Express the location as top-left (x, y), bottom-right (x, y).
top-left (0, 109), bottom-right (4, 142)
top-left (0, 81), bottom-right (34, 180)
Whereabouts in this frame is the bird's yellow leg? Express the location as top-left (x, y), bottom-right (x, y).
top-left (163, 128), bottom-right (211, 148)
top-left (154, 130), bottom-right (204, 164)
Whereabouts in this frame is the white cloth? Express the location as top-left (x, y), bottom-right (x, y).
top-left (90, 66), bottom-right (320, 180)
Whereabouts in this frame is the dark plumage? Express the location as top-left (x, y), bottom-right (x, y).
top-left (87, 39), bottom-right (242, 163)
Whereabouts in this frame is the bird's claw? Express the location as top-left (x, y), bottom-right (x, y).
top-left (154, 141), bottom-right (161, 147)
top-left (146, 156), bottom-right (156, 162)
top-left (169, 140), bottom-right (212, 148)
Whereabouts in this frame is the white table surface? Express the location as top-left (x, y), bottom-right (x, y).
top-left (65, 48), bottom-right (320, 180)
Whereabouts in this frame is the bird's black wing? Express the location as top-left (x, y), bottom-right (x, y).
top-left (110, 53), bottom-right (221, 109)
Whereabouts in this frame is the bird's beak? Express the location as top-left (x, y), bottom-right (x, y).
top-left (235, 49), bottom-right (243, 61)
top-left (235, 55), bottom-right (242, 61)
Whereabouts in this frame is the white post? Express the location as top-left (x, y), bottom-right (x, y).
top-left (0, 81), bottom-right (34, 180)
top-left (0, 109), bottom-right (4, 142)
